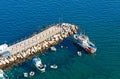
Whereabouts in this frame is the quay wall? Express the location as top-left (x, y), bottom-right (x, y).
top-left (0, 23), bottom-right (78, 69)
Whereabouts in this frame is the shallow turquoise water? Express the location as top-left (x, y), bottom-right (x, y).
top-left (0, 0), bottom-right (120, 79)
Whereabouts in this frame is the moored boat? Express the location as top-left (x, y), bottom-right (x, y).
top-left (74, 34), bottom-right (97, 53)
top-left (50, 64), bottom-right (58, 69)
top-left (77, 51), bottom-right (82, 56)
top-left (50, 46), bottom-right (56, 52)
top-left (32, 58), bottom-right (46, 72)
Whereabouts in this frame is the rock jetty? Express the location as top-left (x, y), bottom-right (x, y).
top-left (0, 23), bottom-right (78, 69)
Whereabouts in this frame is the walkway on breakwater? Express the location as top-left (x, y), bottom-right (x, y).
top-left (0, 23), bottom-right (78, 69)
top-left (6, 25), bottom-right (62, 55)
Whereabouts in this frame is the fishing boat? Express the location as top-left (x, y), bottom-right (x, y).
top-left (74, 34), bottom-right (97, 53)
top-left (0, 69), bottom-right (9, 79)
top-left (32, 58), bottom-right (46, 72)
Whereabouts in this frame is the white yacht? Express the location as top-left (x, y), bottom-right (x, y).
top-left (32, 58), bottom-right (46, 72)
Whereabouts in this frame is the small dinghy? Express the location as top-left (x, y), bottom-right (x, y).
top-left (23, 72), bottom-right (28, 78)
top-left (32, 58), bottom-right (46, 72)
top-left (77, 51), bottom-right (82, 56)
top-left (50, 46), bottom-right (56, 52)
top-left (29, 71), bottom-right (35, 76)
top-left (50, 64), bottom-right (58, 69)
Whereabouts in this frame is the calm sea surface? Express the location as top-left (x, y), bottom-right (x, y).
top-left (0, 0), bottom-right (120, 79)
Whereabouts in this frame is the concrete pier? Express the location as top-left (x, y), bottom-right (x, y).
top-left (0, 23), bottom-right (78, 69)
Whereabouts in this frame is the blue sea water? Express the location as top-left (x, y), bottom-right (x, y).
top-left (0, 0), bottom-right (120, 79)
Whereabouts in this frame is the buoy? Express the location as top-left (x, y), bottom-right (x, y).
top-left (61, 46), bottom-right (63, 48)
top-left (29, 71), bottom-right (35, 76)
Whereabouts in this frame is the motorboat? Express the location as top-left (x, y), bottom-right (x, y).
top-left (32, 58), bottom-right (46, 72)
top-left (0, 69), bottom-right (9, 79)
top-left (74, 34), bottom-right (97, 53)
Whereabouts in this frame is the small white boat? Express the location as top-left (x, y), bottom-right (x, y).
top-left (23, 72), bottom-right (28, 78)
top-left (29, 71), bottom-right (35, 76)
top-left (77, 51), bottom-right (82, 56)
top-left (50, 64), bottom-right (58, 69)
top-left (0, 69), bottom-right (9, 79)
top-left (32, 58), bottom-right (46, 72)
top-left (50, 46), bottom-right (56, 52)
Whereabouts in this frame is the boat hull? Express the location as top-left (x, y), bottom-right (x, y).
top-left (73, 34), bottom-right (97, 53)
top-left (32, 58), bottom-right (46, 72)
top-left (74, 41), bottom-right (96, 53)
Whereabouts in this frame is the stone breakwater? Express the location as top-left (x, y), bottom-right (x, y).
top-left (0, 23), bottom-right (78, 69)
